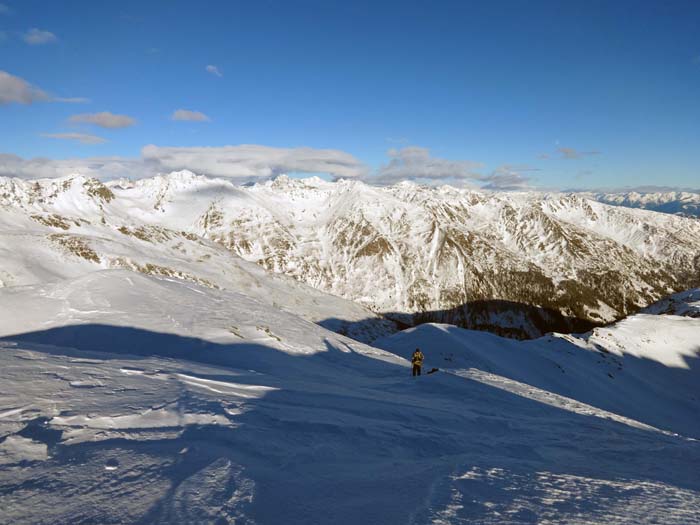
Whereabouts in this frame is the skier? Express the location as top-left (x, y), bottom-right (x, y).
top-left (411, 348), bottom-right (424, 377)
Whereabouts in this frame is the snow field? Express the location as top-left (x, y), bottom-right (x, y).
top-left (0, 273), bottom-right (699, 524)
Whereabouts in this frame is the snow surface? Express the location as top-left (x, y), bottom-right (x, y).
top-left (641, 288), bottom-right (700, 318)
top-left (1, 271), bottom-right (699, 524)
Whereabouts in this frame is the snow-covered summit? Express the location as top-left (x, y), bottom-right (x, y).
top-left (0, 174), bottom-right (115, 209)
top-left (0, 175), bottom-right (397, 342)
top-left (2, 171), bottom-right (700, 338)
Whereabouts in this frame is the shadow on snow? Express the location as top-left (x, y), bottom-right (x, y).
top-left (1, 324), bottom-right (699, 524)
top-left (321, 298), bottom-right (600, 341)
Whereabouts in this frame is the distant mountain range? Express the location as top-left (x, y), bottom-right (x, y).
top-left (581, 190), bottom-right (700, 218)
top-left (2, 172), bottom-right (699, 339)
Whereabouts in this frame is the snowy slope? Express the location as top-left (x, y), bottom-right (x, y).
top-left (375, 310), bottom-right (700, 438)
top-left (196, 178), bottom-right (700, 336)
top-left (1, 272), bottom-right (699, 524)
top-left (0, 175), bottom-right (396, 343)
top-left (110, 173), bottom-right (700, 337)
top-left (3, 172), bottom-right (699, 339)
top-left (641, 287), bottom-right (700, 317)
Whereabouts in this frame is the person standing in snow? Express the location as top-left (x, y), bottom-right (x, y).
top-left (411, 348), bottom-right (424, 377)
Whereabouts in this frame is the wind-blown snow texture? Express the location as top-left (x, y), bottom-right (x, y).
top-left (2, 172), bottom-right (699, 339)
top-left (0, 272), bottom-right (699, 524)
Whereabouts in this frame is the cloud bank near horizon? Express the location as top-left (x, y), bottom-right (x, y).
top-left (3, 145), bottom-right (695, 193)
top-left (373, 146), bottom-right (483, 185)
top-left (7, 139), bottom-right (626, 195)
top-left (0, 145), bottom-right (369, 182)
top-left (372, 147), bottom-right (536, 190)
top-left (0, 153), bottom-right (149, 180)
top-left (0, 144), bottom-right (547, 190)
top-left (0, 145), bottom-right (485, 184)
top-left (141, 145), bottom-right (368, 180)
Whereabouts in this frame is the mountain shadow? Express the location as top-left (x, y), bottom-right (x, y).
top-left (321, 299), bottom-right (600, 341)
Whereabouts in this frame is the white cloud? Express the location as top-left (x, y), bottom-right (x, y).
top-left (369, 147), bottom-right (538, 190)
top-left (69, 111), bottom-right (136, 129)
top-left (1, 70), bottom-right (89, 105)
top-left (0, 144), bottom-right (368, 182)
top-left (141, 145), bottom-right (367, 180)
top-left (23, 28), bottom-right (58, 45)
top-left (41, 133), bottom-right (107, 145)
top-left (537, 146), bottom-right (600, 160)
top-left (0, 154), bottom-right (150, 180)
top-left (171, 109), bottom-right (210, 122)
top-left (558, 147), bottom-right (583, 159)
top-left (0, 70), bottom-right (49, 104)
top-left (1, 144), bottom-right (538, 191)
top-left (481, 165), bottom-right (533, 190)
top-left (540, 146), bottom-right (600, 160)
top-left (372, 146), bottom-right (482, 184)
top-left (54, 97), bottom-right (91, 104)
top-left (205, 65), bottom-right (222, 77)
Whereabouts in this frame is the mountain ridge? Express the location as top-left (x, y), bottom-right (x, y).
top-left (582, 190), bottom-right (700, 218)
top-left (134, 173), bottom-right (700, 336)
top-left (2, 171), bottom-right (700, 338)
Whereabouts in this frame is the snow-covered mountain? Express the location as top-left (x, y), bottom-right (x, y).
top-left (584, 190), bottom-right (700, 218)
top-left (1, 172), bottom-right (699, 523)
top-left (0, 270), bottom-right (698, 524)
top-left (0, 174), bottom-right (396, 343)
top-left (2, 172), bottom-right (700, 339)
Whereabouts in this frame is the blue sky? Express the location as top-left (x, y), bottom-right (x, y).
top-left (1, 0), bottom-right (699, 189)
